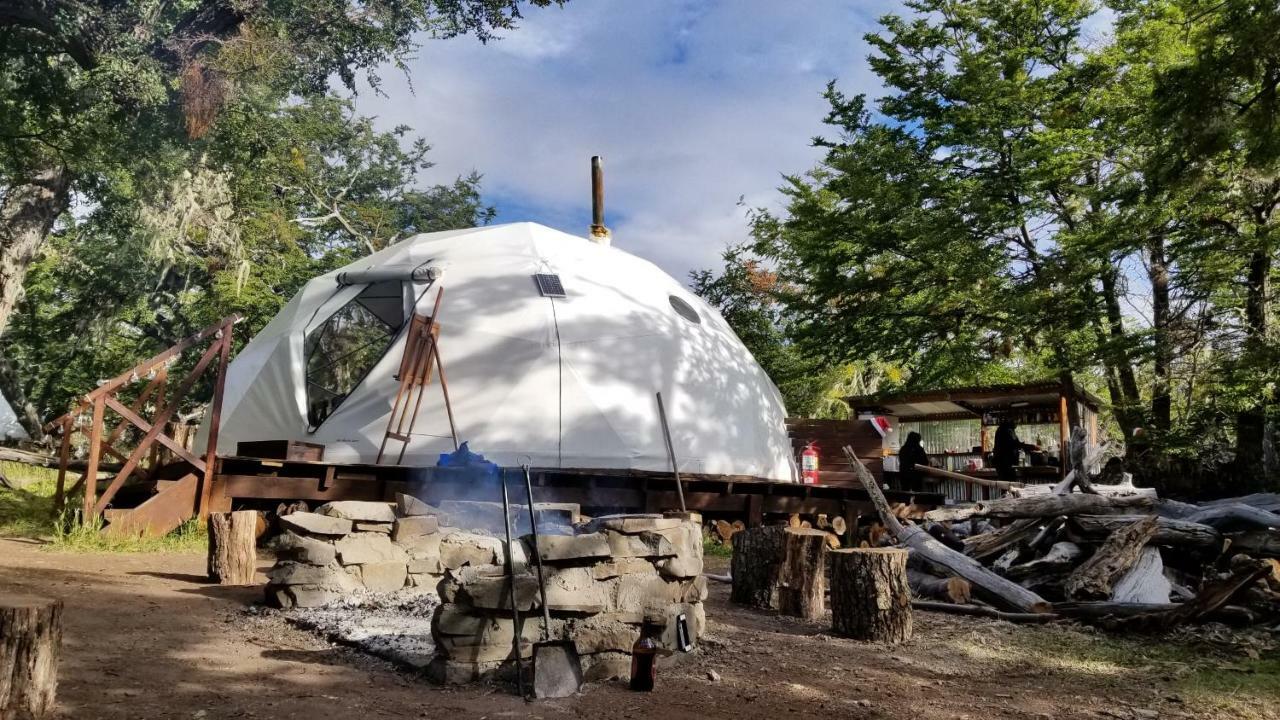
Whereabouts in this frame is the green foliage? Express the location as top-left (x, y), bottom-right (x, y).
top-left (702, 536), bottom-right (733, 558)
top-left (0, 462), bottom-right (59, 538)
top-left (49, 512), bottom-right (208, 554)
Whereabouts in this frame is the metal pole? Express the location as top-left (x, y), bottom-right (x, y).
top-left (655, 392), bottom-right (686, 512)
top-left (499, 469), bottom-right (525, 697)
top-left (522, 464), bottom-right (553, 637)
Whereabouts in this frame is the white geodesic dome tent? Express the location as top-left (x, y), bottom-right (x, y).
top-left (0, 390), bottom-right (27, 441)
top-left (200, 222), bottom-right (797, 481)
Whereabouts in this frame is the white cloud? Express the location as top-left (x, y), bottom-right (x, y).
top-left (356, 0), bottom-right (901, 283)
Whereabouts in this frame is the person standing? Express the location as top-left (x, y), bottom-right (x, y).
top-left (992, 420), bottom-right (1037, 482)
top-left (898, 431), bottom-right (930, 490)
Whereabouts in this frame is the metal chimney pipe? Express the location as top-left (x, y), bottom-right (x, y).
top-left (589, 155), bottom-right (611, 246)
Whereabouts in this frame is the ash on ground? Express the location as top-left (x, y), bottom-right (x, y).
top-left (282, 591), bottom-right (440, 670)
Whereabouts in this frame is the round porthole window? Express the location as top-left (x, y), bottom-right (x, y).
top-left (669, 295), bottom-right (702, 324)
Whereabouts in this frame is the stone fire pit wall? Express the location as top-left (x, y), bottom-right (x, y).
top-left (263, 497), bottom-right (706, 684)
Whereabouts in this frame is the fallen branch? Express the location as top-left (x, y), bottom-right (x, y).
top-left (918, 464), bottom-right (1022, 491)
top-left (911, 600), bottom-right (1058, 624)
top-left (1069, 515), bottom-right (1221, 550)
top-left (925, 492), bottom-right (1154, 523)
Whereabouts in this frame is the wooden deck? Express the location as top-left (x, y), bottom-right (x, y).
top-left (209, 455), bottom-right (943, 526)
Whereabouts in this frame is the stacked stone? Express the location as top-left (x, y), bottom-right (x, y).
top-left (265, 498), bottom-right (449, 608)
top-left (430, 513), bottom-right (707, 685)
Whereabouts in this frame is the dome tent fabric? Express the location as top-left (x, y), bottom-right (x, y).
top-left (0, 390), bottom-right (27, 441)
top-left (201, 222), bottom-right (797, 481)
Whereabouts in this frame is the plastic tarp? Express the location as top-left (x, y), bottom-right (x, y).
top-left (198, 222), bottom-right (797, 481)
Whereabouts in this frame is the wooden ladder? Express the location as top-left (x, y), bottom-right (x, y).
top-left (376, 287), bottom-right (459, 464)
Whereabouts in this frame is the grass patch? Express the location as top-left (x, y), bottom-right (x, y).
top-left (1, 459), bottom-right (205, 553)
top-left (703, 536), bottom-right (733, 558)
top-left (49, 512), bottom-right (207, 553)
top-left (0, 460), bottom-right (60, 539)
top-left (946, 623), bottom-right (1279, 719)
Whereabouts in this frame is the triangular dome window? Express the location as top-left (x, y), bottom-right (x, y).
top-left (305, 280), bottom-right (406, 428)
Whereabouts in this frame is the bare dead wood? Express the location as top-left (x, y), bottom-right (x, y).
top-left (207, 511), bottom-right (258, 585)
top-left (911, 600), bottom-right (1059, 623)
top-left (1200, 493), bottom-right (1280, 512)
top-left (0, 594), bottom-right (62, 720)
top-left (907, 569), bottom-right (972, 604)
top-left (1006, 541), bottom-right (1082, 582)
top-left (1069, 514), bottom-right (1221, 550)
top-left (1226, 530), bottom-right (1280, 557)
top-left (917, 464), bottom-right (1022, 491)
top-left (830, 548), bottom-right (912, 642)
top-left (0, 447), bottom-right (123, 473)
top-left (1184, 503), bottom-right (1280, 532)
top-left (963, 518), bottom-right (1041, 561)
top-left (1111, 547), bottom-right (1171, 604)
top-left (926, 492), bottom-right (1155, 523)
top-left (842, 446), bottom-right (1051, 614)
top-left (1065, 516), bottom-right (1160, 600)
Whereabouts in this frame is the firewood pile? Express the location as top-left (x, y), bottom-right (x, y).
top-left (841, 445), bottom-right (1280, 630)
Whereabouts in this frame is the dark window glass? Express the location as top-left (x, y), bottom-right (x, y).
top-left (669, 295), bottom-right (702, 324)
top-left (305, 281), bottom-right (405, 428)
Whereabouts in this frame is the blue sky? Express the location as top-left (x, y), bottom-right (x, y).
top-left (354, 1), bottom-right (901, 284)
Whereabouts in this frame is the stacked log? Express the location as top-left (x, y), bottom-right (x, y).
top-left (840, 445), bottom-right (1280, 630)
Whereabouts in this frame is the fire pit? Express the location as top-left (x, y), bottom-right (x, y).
top-left (264, 497), bottom-right (706, 684)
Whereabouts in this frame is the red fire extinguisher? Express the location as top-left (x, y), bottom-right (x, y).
top-left (801, 442), bottom-right (820, 485)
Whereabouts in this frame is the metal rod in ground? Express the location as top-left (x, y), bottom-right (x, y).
top-left (499, 469), bottom-right (525, 697)
top-left (522, 464), bottom-right (554, 636)
top-left (655, 391), bottom-right (687, 512)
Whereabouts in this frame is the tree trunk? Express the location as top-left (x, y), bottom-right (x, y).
top-left (730, 526), bottom-right (828, 619)
top-left (776, 528), bottom-right (828, 619)
top-left (1237, 247), bottom-right (1272, 483)
top-left (907, 569), bottom-right (971, 604)
top-left (829, 548), bottom-right (912, 643)
top-left (1099, 267), bottom-right (1142, 437)
top-left (0, 352), bottom-right (42, 441)
top-left (0, 594), bottom-right (62, 720)
top-left (0, 166), bottom-right (71, 341)
top-left (1065, 516), bottom-right (1159, 600)
top-left (207, 510), bottom-right (258, 585)
top-left (1148, 235), bottom-right (1172, 434)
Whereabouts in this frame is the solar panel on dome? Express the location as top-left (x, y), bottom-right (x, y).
top-left (534, 273), bottom-right (566, 297)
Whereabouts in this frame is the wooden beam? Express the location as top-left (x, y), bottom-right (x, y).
top-left (199, 330), bottom-right (233, 519)
top-left (82, 398), bottom-right (105, 521)
top-left (103, 396), bottom-right (206, 471)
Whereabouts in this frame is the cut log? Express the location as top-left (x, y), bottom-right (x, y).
top-left (1226, 530), bottom-right (1280, 557)
top-left (777, 528), bottom-right (829, 620)
top-left (713, 519), bottom-right (736, 544)
top-left (0, 595), bottom-right (62, 720)
top-left (829, 548), bottom-right (912, 642)
top-left (1018, 481), bottom-right (1156, 499)
top-left (842, 446), bottom-right (1051, 614)
top-left (831, 516), bottom-right (847, 536)
top-left (1111, 547), bottom-right (1171, 603)
top-left (907, 569), bottom-right (972, 604)
top-left (207, 511), bottom-right (258, 585)
top-left (731, 526), bottom-right (829, 619)
top-left (1065, 516), bottom-right (1159, 600)
top-left (1069, 515), bottom-right (1221, 550)
top-left (925, 492), bottom-right (1154, 523)
top-left (911, 600), bottom-right (1057, 623)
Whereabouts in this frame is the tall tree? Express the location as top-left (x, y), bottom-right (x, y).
top-left (0, 0), bottom-right (556, 340)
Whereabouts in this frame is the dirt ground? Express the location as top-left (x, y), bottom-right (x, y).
top-left (1, 538), bottom-right (1275, 720)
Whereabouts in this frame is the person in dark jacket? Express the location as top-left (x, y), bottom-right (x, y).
top-left (898, 431), bottom-right (930, 490)
top-left (992, 421), bottom-right (1037, 482)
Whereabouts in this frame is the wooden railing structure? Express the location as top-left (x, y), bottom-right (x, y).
top-left (46, 315), bottom-right (239, 531)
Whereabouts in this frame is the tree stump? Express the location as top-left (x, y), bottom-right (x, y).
top-left (0, 595), bottom-right (62, 720)
top-left (731, 526), bottom-right (829, 619)
top-left (207, 511), bottom-right (258, 585)
top-left (830, 547), bottom-right (913, 643)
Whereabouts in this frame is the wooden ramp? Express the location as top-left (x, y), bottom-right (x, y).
top-left (101, 473), bottom-right (203, 538)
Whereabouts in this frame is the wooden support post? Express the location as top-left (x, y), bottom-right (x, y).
top-left (730, 526), bottom-right (829, 619)
top-left (207, 511), bottom-right (258, 585)
top-left (0, 594), bottom-right (63, 720)
top-left (199, 326), bottom-right (233, 520)
top-left (52, 419), bottom-right (72, 516)
top-left (82, 397), bottom-right (104, 523)
top-left (830, 547), bottom-right (913, 643)
top-left (1059, 392), bottom-right (1070, 478)
top-left (746, 493), bottom-right (763, 527)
